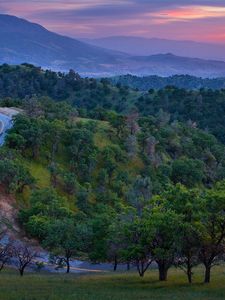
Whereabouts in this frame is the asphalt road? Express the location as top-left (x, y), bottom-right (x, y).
top-left (0, 113), bottom-right (12, 146)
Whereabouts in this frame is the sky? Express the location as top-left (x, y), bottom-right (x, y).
top-left (0, 0), bottom-right (225, 43)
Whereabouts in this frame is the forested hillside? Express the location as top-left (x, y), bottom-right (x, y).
top-left (110, 74), bottom-right (225, 90)
top-left (1, 64), bottom-right (225, 143)
top-left (134, 87), bottom-right (225, 144)
top-left (1, 64), bottom-right (225, 283)
top-left (0, 64), bottom-right (137, 113)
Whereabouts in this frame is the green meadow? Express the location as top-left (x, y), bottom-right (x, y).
top-left (0, 266), bottom-right (225, 300)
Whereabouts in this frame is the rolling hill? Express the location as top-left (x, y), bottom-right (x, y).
top-left (124, 53), bottom-right (225, 78)
top-left (85, 36), bottom-right (225, 61)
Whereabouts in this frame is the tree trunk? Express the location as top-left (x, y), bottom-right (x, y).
top-left (51, 174), bottom-right (57, 188)
top-left (187, 258), bottom-right (192, 284)
top-left (33, 147), bottom-right (39, 160)
top-left (113, 256), bottom-right (118, 272)
top-left (137, 261), bottom-right (145, 277)
top-left (157, 261), bottom-right (168, 281)
top-left (127, 262), bottom-right (130, 271)
top-left (187, 269), bottom-right (192, 284)
top-left (0, 263), bottom-right (4, 271)
top-left (140, 261), bottom-right (145, 277)
top-left (19, 268), bottom-right (24, 277)
top-left (66, 258), bottom-right (70, 274)
top-left (17, 183), bottom-right (26, 193)
top-left (137, 264), bottom-right (144, 277)
top-left (204, 265), bottom-right (211, 283)
top-left (51, 144), bottom-right (56, 162)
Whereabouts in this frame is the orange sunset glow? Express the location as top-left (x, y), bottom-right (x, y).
top-left (150, 5), bottom-right (225, 22)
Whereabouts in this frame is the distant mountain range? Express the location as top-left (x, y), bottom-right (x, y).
top-left (85, 36), bottom-right (225, 61)
top-left (1, 14), bottom-right (225, 77)
top-left (0, 14), bottom-right (127, 76)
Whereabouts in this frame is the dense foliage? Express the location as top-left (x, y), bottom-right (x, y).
top-left (2, 65), bottom-right (225, 144)
top-left (0, 64), bottom-right (136, 113)
top-left (134, 87), bottom-right (225, 143)
top-left (1, 64), bottom-right (225, 283)
top-left (110, 74), bottom-right (225, 90)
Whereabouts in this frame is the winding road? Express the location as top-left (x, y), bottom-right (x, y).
top-left (0, 112), bottom-right (12, 146)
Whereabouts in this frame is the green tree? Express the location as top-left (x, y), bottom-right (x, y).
top-left (144, 203), bottom-right (182, 281)
top-left (171, 158), bottom-right (204, 187)
top-left (44, 219), bottom-right (90, 273)
top-left (198, 182), bottom-right (225, 283)
top-left (0, 159), bottom-right (34, 193)
top-left (20, 188), bottom-right (73, 239)
top-left (161, 184), bottom-right (202, 283)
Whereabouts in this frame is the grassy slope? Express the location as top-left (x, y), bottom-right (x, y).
top-left (25, 161), bottom-right (51, 188)
top-left (22, 118), bottom-right (143, 193)
top-left (1, 266), bottom-right (225, 300)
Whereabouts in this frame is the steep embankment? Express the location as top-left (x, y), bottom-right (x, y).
top-left (0, 187), bottom-right (20, 236)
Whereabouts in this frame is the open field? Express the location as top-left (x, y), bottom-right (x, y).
top-left (0, 266), bottom-right (225, 300)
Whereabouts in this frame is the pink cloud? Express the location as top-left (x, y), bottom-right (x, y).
top-left (1, 1), bottom-right (225, 43)
top-left (147, 5), bottom-right (225, 23)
